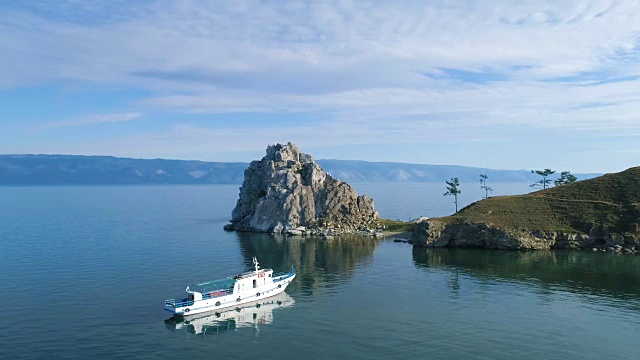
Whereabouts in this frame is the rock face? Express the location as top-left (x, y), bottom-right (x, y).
top-left (412, 219), bottom-right (640, 252)
top-left (225, 143), bottom-right (381, 235)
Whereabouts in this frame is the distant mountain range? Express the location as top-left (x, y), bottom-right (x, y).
top-left (0, 154), bottom-right (601, 185)
top-left (0, 155), bottom-right (247, 185)
top-left (317, 160), bottom-right (600, 183)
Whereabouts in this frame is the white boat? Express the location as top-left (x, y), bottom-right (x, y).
top-left (165, 292), bottom-right (295, 335)
top-left (164, 257), bottom-right (296, 316)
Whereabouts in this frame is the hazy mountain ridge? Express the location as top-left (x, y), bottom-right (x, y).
top-left (0, 155), bottom-right (247, 185)
top-left (316, 160), bottom-right (600, 183)
top-left (0, 155), bottom-right (600, 185)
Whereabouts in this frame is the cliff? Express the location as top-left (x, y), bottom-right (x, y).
top-left (224, 143), bottom-right (381, 235)
top-left (413, 166), bottom-right (640, 252)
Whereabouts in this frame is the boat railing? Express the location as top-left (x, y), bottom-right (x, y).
top-left (273, 265), bottom-right (296, 282)
top-left (165, 299), bottom-right (194, 308)
top-left (165, 288), bottom-right (233, 308)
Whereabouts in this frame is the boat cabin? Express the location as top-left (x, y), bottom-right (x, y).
top-left (184, 268), bottom-right (275, 300)
top-left (232, 269), bottom-right (274, 294)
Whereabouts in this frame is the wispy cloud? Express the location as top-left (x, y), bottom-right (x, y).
top-left (1, 1), bottom-right (640, 171)
top-left (46, 112), bottom-right (143, 128)
top-left (3, 1), bottom-right (639, 89)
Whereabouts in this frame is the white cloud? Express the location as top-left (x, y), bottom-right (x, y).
top-left (46, 112), bottom-right (143, 128)
top-left (2, 1), bottom-right (639, 88)
top-left (1, 0), bottom-right (640, 169)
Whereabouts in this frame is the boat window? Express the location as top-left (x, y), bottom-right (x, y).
top-left (269, 274), bottom-right (272, 277)
top-left (253, 279), bottom-right (257, 288)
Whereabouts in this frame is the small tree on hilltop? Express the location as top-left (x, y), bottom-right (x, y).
top-left (479, 173), bottom-right (493, 199)
top-left (530, 169), bottom-right (555, 189)
top-left (554, 171), bottom-right (578, 186)
top-left (444, 177), bottom-right (461, 213)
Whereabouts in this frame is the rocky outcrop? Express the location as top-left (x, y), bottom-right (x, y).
top-left (224, 142), bottom-right (381, 235)
top-left (412, 219), bottom-right (640, 252)
top-left (412, 167), bottom-right (640, 253)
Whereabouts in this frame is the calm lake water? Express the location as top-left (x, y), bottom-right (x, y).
top-left (1, 184), bottom-right (639, 359)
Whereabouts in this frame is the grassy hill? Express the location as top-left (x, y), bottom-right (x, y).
top-left (435, 167), bottom-right (640, 234)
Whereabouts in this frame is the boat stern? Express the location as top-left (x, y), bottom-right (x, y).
top-left (164, 299), bottom-right (178, 314)
top-left (164, 298), bottom-right (193, 315)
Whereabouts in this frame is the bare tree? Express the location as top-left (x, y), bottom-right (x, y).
top-left (479, 173), bottom-right (493, 199)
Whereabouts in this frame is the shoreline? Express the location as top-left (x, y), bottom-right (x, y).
top-left (383, 231), bottom-right (413, 241)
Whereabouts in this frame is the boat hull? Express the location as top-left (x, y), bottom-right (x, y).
top-left (165, 274), bottom-right (295, 316)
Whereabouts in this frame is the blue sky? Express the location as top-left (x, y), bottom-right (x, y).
top-left (1, 0), bottom-right (639, 173)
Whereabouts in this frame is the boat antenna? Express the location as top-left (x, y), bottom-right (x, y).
top-left (253, 256), bottom-right (260, 273)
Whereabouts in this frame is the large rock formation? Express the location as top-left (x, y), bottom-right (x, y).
top-left (225, 142), bottom-right (381, 235)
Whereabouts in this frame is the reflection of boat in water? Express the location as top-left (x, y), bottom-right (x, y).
top-left (164, 292), bottom-right (295, 335)
top-left (164, 257), bottom-right (295, 316)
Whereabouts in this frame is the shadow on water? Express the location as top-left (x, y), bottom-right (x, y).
top-left (413, 248), bottom-right (640, 307)
top-left (234, 233), bottom-right (381, 295)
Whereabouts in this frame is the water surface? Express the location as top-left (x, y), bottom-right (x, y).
top-left (0, 185), bottom-right (638, 359)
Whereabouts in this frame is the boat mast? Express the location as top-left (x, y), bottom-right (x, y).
top-left (253, 256), bottom-right (260, 273)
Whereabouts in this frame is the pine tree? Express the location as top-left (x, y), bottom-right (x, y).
top-left (444, 177), bottom-right (461, 213)
top-left (554, 171), bottom-right (578, 186)
top-left (530, 169), bottom-right (555, 189)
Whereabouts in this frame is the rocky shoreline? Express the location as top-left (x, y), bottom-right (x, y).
top-left (411, 219), bottom-right (639, 254)
top-left (261, 224), bottom-right (384, 238)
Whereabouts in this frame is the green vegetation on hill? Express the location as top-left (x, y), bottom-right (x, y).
top-left (380, 219), bottom-right (415, 233)
top-left (435, 167), bottom-right (640, 234)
